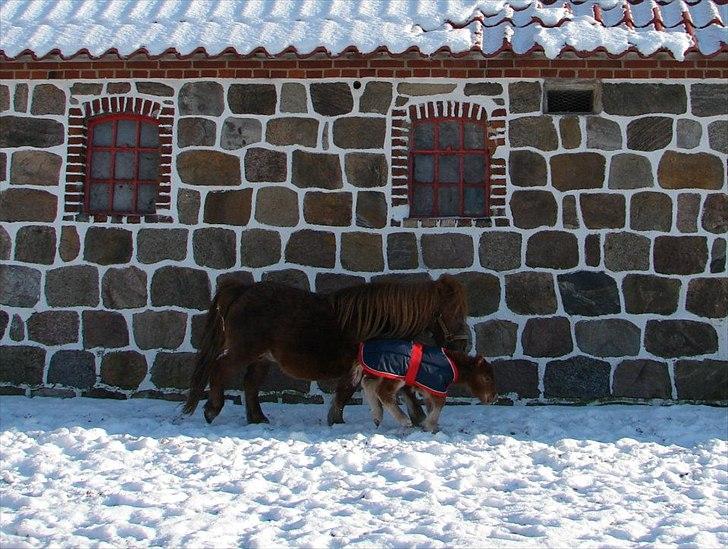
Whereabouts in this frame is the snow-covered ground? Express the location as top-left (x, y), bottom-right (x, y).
top-left (1, 396), bottom-right (726, 548)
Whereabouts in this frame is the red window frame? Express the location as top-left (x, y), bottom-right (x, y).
top-left (407, 116), bottom-right (490, 217)
top-left (84, 113), bottom-right (161, 215)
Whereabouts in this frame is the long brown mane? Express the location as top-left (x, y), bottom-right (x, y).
top-left (327, 274), bottom-right (467, 342)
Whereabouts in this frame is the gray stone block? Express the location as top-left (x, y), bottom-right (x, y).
top-left (0, 345), bottom-right (45, 385)
top-left (558, 271), bottom-right (620, 317)
top-left (0, 264), bottom-right (41, 307)
top-left (14, 225), bottom-right (55, 265)
top-left (220, 117), bottom-right (262, 150)
top-left (544, 356), bottom-right (611, 400)
top-left (83, 311), bottom-right (129, 349)
top-left (46, 265), bottom-right (99, 307)
top-left (100, 351), bottom-right (147, 390)
top-left (575, 319), bottom-right (640, 357)
top-left (613, 359), bottom-right (671, 399)
top-left (645, 320), bottom-right (718, 358)
top-left (151, 266), bottom-right (211, 310)
top-left (27, 311), bottom-right (79, 345)
top-left (133, 310), bottom-right (187, 350)
top-left (179, 81), bottom-right (224, 116)
top-left (475, 320), bottom-right (518, 357)
top-left (505, 272), bottom-right (557, 315)
top-left (102, 266), bottom-right (147, 309)
top-left (10, 150), bottom-right (62, 185)
top-left (228, 84), bottom-right (276, 115)
top-left (48, 350), bottom-right (96, 389)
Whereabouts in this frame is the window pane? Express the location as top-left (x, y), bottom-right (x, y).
top-left (88, 183), bottom-right (110, 211)
top-left (413, 124), bottom-right (434, 150)
top-left (138, 184), bottom-right (157, 214)
top-left (464, 123), bottom-right (485, 149)
top-left (439, 186), bottom-right (460, 216)
top-left (464, 155), bottom-right (485, 184)
top-left (91, 151), bottom-right (112, 179)
top-left (139, 153), bottom-right (160, 180)
top-left (115, 152), bottom-right (135, 179)
top-left (116, 119), bottom-right (138, 147)
top-left (439, 155), bottom-right (459, 183)
top-left (413, 154), bottom-right (434, 183)
top-left (140, 122), bottom-right (159, 147)
top-left (464, 187), bottom-right (486, 216)
top-left (412, 186), bottom-right (433, 216)
top-left (439, 121), bottom-right (459, 149)
top-left (92, 122), bottom-right (113, 146)
top-left (112, 183), bottom-right (135, 212)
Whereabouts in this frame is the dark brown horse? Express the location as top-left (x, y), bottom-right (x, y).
top-left (361, 351), bottom-right (497, 432)
top-left (183, 275), bottom-right (469, 426)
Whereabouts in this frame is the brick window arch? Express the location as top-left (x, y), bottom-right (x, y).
top-left (65, 96), bottom-right (173, 222)
top-left (86, 113), bottom-right (160, 215)
top-left (408, 113), bottom-right (490, 217)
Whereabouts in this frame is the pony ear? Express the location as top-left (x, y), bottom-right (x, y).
top-left (437, 274), bottom-right (467, 300)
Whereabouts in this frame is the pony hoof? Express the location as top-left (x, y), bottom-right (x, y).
top-left (373, 419), bottom-right (380, 427)
top-left (203, 407), bottom-right (219, 424)
top-left (247, 415), bottom-right (270, 424)
top-left (327, 409), bottom-right (345, 426)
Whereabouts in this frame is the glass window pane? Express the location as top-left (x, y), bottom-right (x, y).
top-left (439, 121), bottom-right (459, 149)
top-left (439, 186), bottom-right (460, 216)
top-left (117, 119), bottom-right (138, 147)
top-left (413, 154), bottom-right (434, 183)
top-left (439, 155), bottom-right (459, 183)
top-left (464, 187), bottom-right (486, 216)
top-left (412, 186), bottom-right (433, 216)
top-left (92, 121), bottom-right (113, 146)
top-left (139, 153), bottom-right (160, 180)
top-left (413, 124), bottom-right (434, 150)
top-left (112, 183), bottom-right (135, 212)
top-left (88, 183), bottom-right (110, 211)
top-left (91, 151), bottom-right (112, 179)
top-left (464, 123), bottom-right (485, 149)
top-left (115, 152), bottom-right (135, 179)
top-left (140, 122), bottom-right (159, 147)
top-left (137, 184), bottom-right (157, 214)
top-left (464, 155), bottom-right (485, 184)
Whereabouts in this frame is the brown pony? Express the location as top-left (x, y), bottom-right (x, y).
top-left (183, 275), bottom-right (470, 426)
top-left (182, 280), bottom-right (358, 424)
top-left (361, 351), bottom-right (497, 432)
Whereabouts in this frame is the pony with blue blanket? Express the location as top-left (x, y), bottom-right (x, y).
top-left (359, 339), bottom-right (496, 432)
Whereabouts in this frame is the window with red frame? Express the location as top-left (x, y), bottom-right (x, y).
top-left (408, 117), bottom-right (490, 217)
top-left (85, 114), bottom-right (161, 215)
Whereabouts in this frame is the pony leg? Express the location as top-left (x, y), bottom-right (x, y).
top-left (243, 359), bottom-right (271, 424)
top-left (379, 381), bottom-right (412, 428)
top-left (421, 394), bottom-right (446, 433)
top-left (400, 386), bottom-right (426, 426)
top-left (361, 377), bottom-right (384, 427)
top-left (327, 366), bottom-right (363, 426)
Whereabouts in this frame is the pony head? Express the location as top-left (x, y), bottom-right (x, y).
top-left (470, 356), bottom-right (497, 404)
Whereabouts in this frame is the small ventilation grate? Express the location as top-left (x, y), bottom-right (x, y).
top-left (546, 89), bottom-right (594, 114)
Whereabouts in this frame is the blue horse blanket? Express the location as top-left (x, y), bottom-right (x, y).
top-left (359, 339), bottom-right (458, 397)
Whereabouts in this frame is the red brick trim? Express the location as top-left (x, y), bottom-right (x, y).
top-left (391, 100), bottom-right (507, 227)
top-left (1, 54), bottom-right (727, 80)
top-left (64, 95), bottom-right (174, 223)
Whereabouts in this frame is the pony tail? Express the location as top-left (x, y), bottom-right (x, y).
top-left (182, 281), bottom-right (247, 415)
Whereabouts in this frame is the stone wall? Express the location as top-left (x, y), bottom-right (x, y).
top-left (0, 73), bottom-right (726, 404)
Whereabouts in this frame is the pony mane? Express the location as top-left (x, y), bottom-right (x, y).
top-left (328, 276), bottom-right (467, 342)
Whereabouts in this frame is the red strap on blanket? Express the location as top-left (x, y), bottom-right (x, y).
top-left (404, 342), bottom-right (424, 386)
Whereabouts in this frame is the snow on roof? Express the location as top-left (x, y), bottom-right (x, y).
top-left (1, 0), bottom-right (726, 61)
